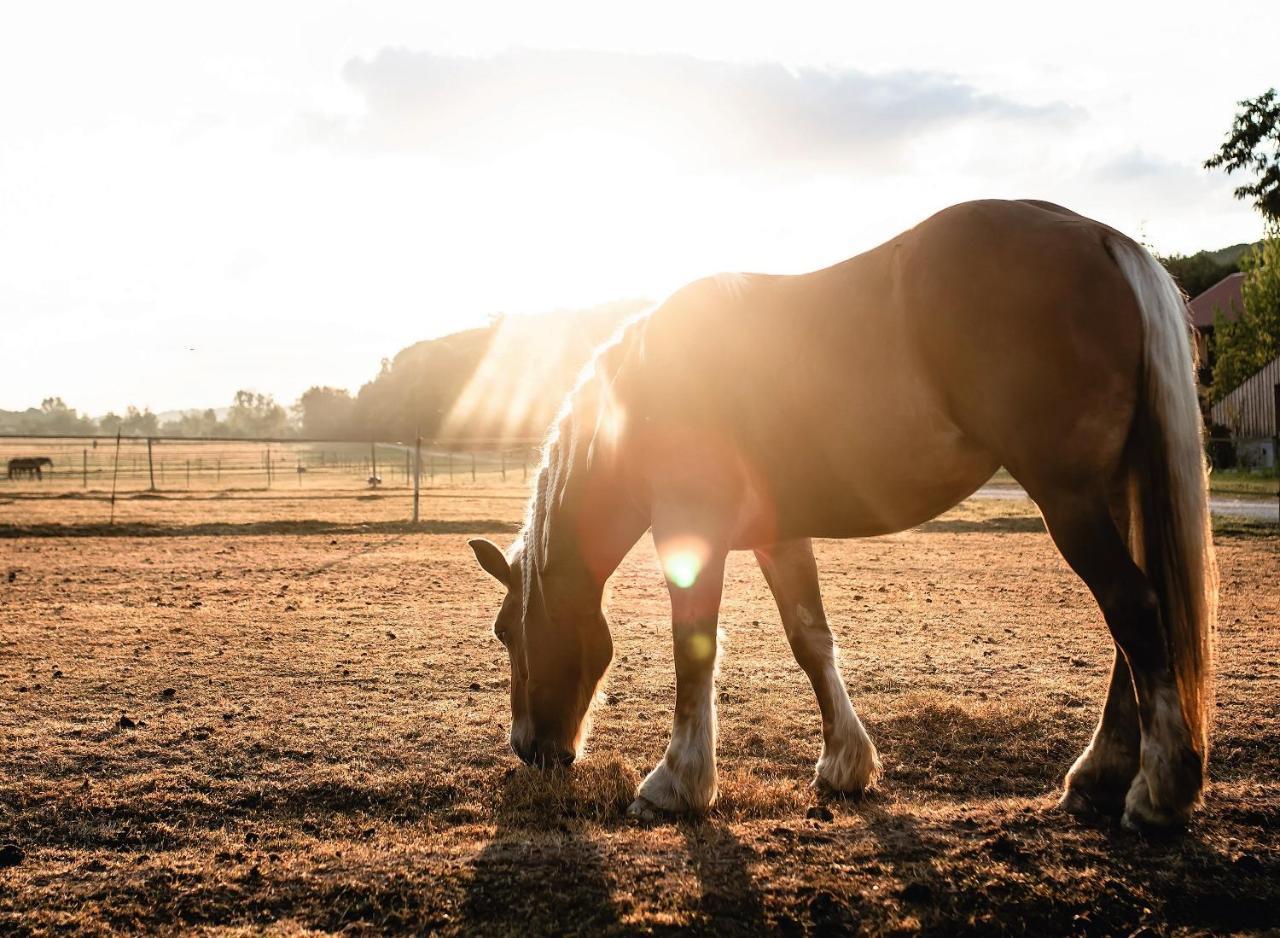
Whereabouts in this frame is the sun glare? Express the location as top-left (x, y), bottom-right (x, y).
top-left (660, 537), bottom-right (710, 589)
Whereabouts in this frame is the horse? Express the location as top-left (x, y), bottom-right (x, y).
top-left (469, 199), bottom-right (1216, 831)
top-left (7, 457), bottom-right (53, 480)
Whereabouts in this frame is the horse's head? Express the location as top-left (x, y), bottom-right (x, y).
top-left (469, 537), bottom-right (612, 767)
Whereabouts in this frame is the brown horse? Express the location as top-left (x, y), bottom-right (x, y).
top-left (7, 457), bottom-right (53, 480)
top-left (470, 199), bottom-right (1216, 830)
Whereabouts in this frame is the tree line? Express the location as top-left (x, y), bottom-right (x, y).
top-left (1, 302), bottom-right (644, 441)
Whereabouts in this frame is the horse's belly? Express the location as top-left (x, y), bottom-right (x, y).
top-left (735, 407), bottom-right (999, 545)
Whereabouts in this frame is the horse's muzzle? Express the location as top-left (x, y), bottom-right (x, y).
top-left (513, 738), bottom-right (575, 768)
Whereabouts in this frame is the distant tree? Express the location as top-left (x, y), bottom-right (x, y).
top-left (34, 397), bottom-right (95, 434)
top-left (97, 412), bottom-right (123, 434)
top-left (294, 387), bottom-right (355, 438)
top-left (227, 390), bottom-right (289, 437)
top-left (159, 409), bottom-right (224, 438)
top-left (119, 405), bottom-right (159, 436)
top-left (1211, 227), bottom-right (1280, 400)
top-left (1158, 249), bottom-right (1244, 299)
top-left (1205, 88), bottom-right (1280, 222)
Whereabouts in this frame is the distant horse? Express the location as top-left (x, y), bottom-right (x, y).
top-left (7, 457), bottom-right (53, 480)
top-left (469, 200), bottom-right (1216, 830)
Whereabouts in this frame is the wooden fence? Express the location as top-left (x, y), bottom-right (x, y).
top-left (1211, 354), bottom-right (1280, 440)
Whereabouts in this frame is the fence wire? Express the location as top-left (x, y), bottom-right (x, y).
top-left (0, 435), bottom-right (541, 527)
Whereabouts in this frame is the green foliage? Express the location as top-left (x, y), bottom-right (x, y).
top-left (1205, 88), bottom-right (1280, 222)
top-left (1158, 246), bottom-right (1250, 299)
top-left (1211, 227), bottom-right (1280, 400)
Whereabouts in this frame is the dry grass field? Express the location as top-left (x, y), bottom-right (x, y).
top-left (1, 489), bottom-right (1277, 935)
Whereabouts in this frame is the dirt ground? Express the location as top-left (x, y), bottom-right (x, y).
top-left (1, 491), bottom-right (1277, 936)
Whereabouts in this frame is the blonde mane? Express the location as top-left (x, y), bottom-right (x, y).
top-left (520, 312), bottom-right (650, 602)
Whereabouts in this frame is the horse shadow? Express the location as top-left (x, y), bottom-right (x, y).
top-left (463, 765), bottom-right (622, 933)
top-left (676, 818), bottom-right (768, 934)
top-left (463, 762), bottom-right (769, 934)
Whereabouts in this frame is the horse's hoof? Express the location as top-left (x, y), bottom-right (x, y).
top-left (1120, 805), bottom-right (1186, 834)
top-left (1121, 773), bottom-right (1190, 833)
top-left (626, 796), bottom-right (663, 824)
top-left (1058, 788), bottom-right (1097, 817)
top-left (811, 775), bottom-right (869, 800)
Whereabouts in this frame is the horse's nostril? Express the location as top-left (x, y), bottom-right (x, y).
top-left (511, 738), bottom-right (535, 765)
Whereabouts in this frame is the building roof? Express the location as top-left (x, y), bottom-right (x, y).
top-left (1188, 272), bottom-right (1244, 329)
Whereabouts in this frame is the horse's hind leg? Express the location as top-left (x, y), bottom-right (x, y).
top-left (755, 539), bottom-right (880, 794)
top-left (1059, 489), bottom-right (1141, 815)
top-left (1060, 651), bottom-right (1140, 816)
top-left (1038, 492), bottom-right (1203, 827)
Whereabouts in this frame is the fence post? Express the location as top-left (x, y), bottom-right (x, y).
top-left (449, 452), bottom-right (454, 482)
top-left (146, 438), bottom-right (156, 491)
top-left (216, 458), bottom-right (221, 484)
top-left (413, 433), bottom-right (422, 524)
top-left (109, 430), bottom-right (122, 524)
top-left (82, 448), bottom-right (87, 488)
top-left (370, 439), bottom-right (377, 484)
top-left (186, 459), bottom-right (190, 489)
top-left (471, 452), bottom-right (476, 483)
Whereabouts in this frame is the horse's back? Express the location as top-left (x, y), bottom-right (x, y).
top-left (629, 200), bottom-right (1148, 539)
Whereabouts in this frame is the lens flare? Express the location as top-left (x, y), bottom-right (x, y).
top-left (686, 632), bottom-right (715, 662)
top-left (664, 552), bottom-right (700, 588)
top-left (660, 537), bottom-right (710, 590)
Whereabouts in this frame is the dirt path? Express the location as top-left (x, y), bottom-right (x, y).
top-left (974, 481), bottom-right (1280, 523)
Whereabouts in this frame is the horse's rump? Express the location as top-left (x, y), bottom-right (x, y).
top-left (622, 200), bottom-right (1149, 540)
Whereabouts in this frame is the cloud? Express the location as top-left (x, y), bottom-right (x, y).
top-left (314, 47), bottom-right (1080, 170)
top-left (1088, 147), bottom-right (1228, 214)
top-left (1093, 148), bottom-right (1194, 183)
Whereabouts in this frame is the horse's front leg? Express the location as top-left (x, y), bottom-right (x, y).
top-left (628, 519), bottom-right (728, 819)
top-left (755, 538), bottom-right (880, 794)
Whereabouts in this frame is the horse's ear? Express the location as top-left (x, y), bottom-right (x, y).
top-left (469, 538), bottom-right (511, 587)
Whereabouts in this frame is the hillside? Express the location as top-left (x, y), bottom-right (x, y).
top-left (1160, 241), bottom-right (1260, 299)
top-left (349, 299), bottom-right (649, 442)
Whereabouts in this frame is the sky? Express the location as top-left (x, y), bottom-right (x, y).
top-left (2, 1), bottom-right (1277, 415)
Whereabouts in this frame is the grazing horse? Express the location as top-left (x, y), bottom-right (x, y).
top-left (469, 199), bottom-right (1216, 830)
top-left (7, 457), bottom-right (53, 480)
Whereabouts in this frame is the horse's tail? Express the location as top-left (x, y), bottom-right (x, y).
top-left (1107, 236), bottom-right (1218, 762)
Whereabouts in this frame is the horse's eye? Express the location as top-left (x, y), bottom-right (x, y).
top-left (495, 629), bottom-right (508, 644)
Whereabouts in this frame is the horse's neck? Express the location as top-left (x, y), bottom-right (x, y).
top-left (543, 442), bottom-right (649, 589)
